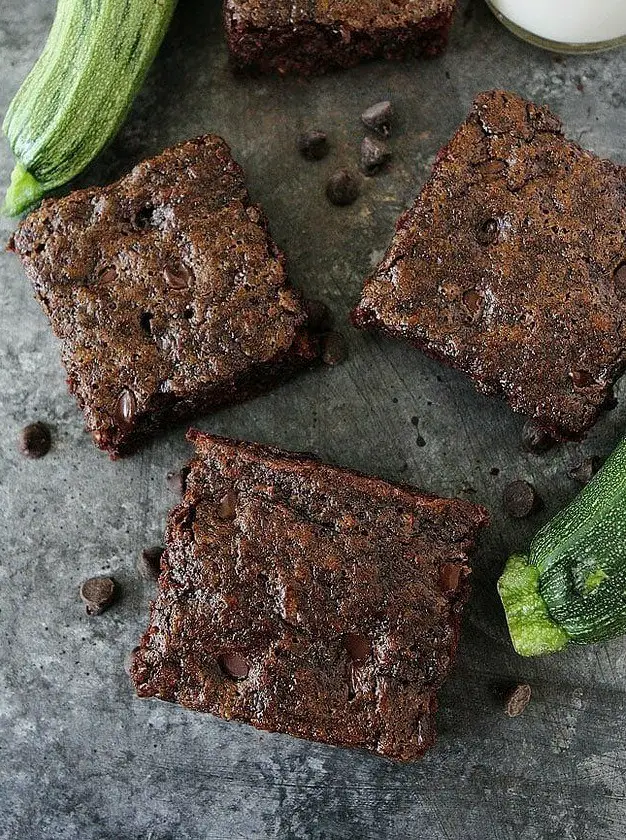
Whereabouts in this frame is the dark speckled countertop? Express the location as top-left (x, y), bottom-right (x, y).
top-left (2, 1), bottom-right (626, 838)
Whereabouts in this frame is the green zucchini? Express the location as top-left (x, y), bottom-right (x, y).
top-left (3, 0), bottom-right (177, 216)
top-left (498, 435), bottom-right (626, 656)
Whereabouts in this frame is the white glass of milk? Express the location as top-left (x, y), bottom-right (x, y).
top-left (486, 0), bottom-right (626, 52)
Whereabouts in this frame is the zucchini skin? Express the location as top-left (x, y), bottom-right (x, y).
top-left (3, 0), bottom-right (177, 216)
top-left (498, 436), bottom-right (626, 655)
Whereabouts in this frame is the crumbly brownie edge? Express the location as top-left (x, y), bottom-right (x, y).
top-left (223, 10), bottom-right (454, 75)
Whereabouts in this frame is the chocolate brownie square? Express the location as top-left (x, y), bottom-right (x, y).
top-left (224, 0), bottom-right (455, 75)
top-left (130, 431), bottom-right (488, 761)
top-left (10, 137), bottom-right (320, 458)
top-left (353, 90), bottom-right (626, 440)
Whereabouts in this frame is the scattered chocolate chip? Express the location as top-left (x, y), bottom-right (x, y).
top-left (304, 298), bottom-right (333, 332)
top-left (80, 576), bottom-right (116, 616)
top-left (361, 101), bottom-right (393, 136)
top-left (568, 456), bottom-right (599, 486)
top-left (326, 169), bottom-right (360, 206)
top-left (219, 652), bottom-right (249, 679)
top-left (439, 563), bottom-right (461, 592)
top-left (360, 136), bottom-right (391, 175)
top-left (505, 683), bottom-right (532, 717)
top-left (490, 467), bottom-right (500, 476)
top-left (138, 546), bottom-right (164, 580)
top-left (163, 263), bottom-right (192, 290)
top-left (115, 389), bottom-right (137, 427)
top-left (503, 480), bottom-right (539, 519)
top-left (18, 421), bottom-right (51, 459)
top-left (462, 289), bottom-right (482, 316)
top-left (321, 332), bottom-right (347, 366)
top-left (476, 217), bottom-right (500, 246)
top-left (613, 262), bottom-right (626, 299)
top-left (344, 633), bottom-right (371, 662)
top-left (297, 130), bottom-right (329, 161)
top-left (216, 488), bottom-right (237, 520)
top-left (521, 419), bottom-right (555, 454)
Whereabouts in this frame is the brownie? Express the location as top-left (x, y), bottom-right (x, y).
top-left (9, 136), bottom-right (321, 457)
top-left (224, 0), bottom-right (455, 75)
top-left (130, 431), bottom-right (488, 761)
top-left (352, 90), bottom-right (626, 440)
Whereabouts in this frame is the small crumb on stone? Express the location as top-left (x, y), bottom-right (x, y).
top-left (18, 421), bottom-right (52, 459)
top-left (505, 683), bottom-right (532, 717)
top-left (80, 576), bottom-right (116, 616)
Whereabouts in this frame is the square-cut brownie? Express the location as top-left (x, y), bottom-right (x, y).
top-left (130, 431), bottom-right (488, 761)
top-left (352, 90), bottom-right (626, 440)
top-left (224, 0), bottom-right (455, 75)
top-left (9, 136), bottom-right (321, 457)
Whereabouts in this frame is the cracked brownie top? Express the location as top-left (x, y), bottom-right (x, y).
top-left (130, 431), bottom-right (488, 761)
top-left (353, 90), bottom-right (626, 440)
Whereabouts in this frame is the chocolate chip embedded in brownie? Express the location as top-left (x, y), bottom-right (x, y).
top-left (224, 0), bottom-right (455, 75)
top-left (130, 431), bottom-right (489, 761)
top-left (352, 90), bottom-right (626, 440)
top-left (9, 136), bottom-right (321, 458)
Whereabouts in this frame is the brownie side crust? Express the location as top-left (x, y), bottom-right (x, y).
top-left (352, 90), bottom-right (626, 440)
top-left (224, 0), bottom-right (455, 75)
top-left (10, 136), bottom-right (320, 458)
top-left (130, 431), bottom-right (489, 761)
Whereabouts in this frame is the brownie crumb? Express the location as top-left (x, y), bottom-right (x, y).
top-left (326, 169), bottom-right (360, 206)
top-left (321, 332), bottom-right (347, 366)
top-left (568, 456), bottom-right (599, 486)
top-left (298, 130), bottom-right (329, 161)
top-left (360, 136), bottom-right (391, 176)
top-left (503, 480), bottom-right (539, 519)
top-left (18, 421), bottom-right (51, 459)
top-left (521, 420), bottom-right (556, 454)
top-left (361, 101), bottom-right (393, 136)
top-left (505, 683), bottom-right (532, 717)
top-left (80, 576), bottom-right (116, 616)
top-left (138, 546), bottom-right (164, 581)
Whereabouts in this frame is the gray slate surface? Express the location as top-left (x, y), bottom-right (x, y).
top-left (2, 1), bottom-right (626, 838)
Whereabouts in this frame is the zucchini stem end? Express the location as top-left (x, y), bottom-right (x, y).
top-left (3, 162), bottom-right (45, 216)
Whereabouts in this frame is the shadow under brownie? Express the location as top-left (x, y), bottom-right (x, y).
top-left (9, 136), bottom-right (321, 458)
top-left (130, 431), bottom-right (489, 761)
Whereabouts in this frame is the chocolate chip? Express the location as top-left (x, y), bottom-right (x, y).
top-left (304, 298), bottom-right (333, 332)
top-left (344, 633), bottom-right (371, 662)
top-left (360, 136), bottom-right (391, 176)
top-left (321, 332), bottom-right (347, 366)
top-left (503, 480), bottom-right (539, 519)
top-left (439, 563), bottom-right (462, 592)
top-left (163, 264), bottom-right (192, 290)
top-left (115, 389), bottom-right (136, 427)
top-left (490, 467), bottom-right (500, 476)
top-left (505, 683), bottom-right (532, 717)
top-left (476, 217), bottom-right (500, 246)
top-left (18, 421), bottom-right (51, 459)
top-left (139, 312), bottom-right (153, 335)
top-left (138, 546), bottom-right (164, 580)
top-left (297, 130), bottom-right (329, 161)
top-left (462, 289), bottom-right (482, 316)
top-left (219, 653), bottom-right (249, 679)
top-left (568, 456), bottom-right (599, 486)
top-left (570, 369), bottom-right (598, 390)
top-left (97, 266), bottom-right (117, 283)
top-left (216, 488), bottom-right (237, 520)
top-left (326, 169), bottom-right (360, 206)
top-left (361, 101), bottom-right (393, 136)
top-left (80, 576), bottom-right (116, 616)
top-left (613, 262), bottom-right (626, 299)
top-left (521, 419), bottom-right (555, 454)
top-left (476, 159), bottom-right (506, 180)
top-left (132, 205), bottom-right (155, 230)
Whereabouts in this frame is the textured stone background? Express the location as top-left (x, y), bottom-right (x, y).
top-left (2, 1), bottom-right (626, 838)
